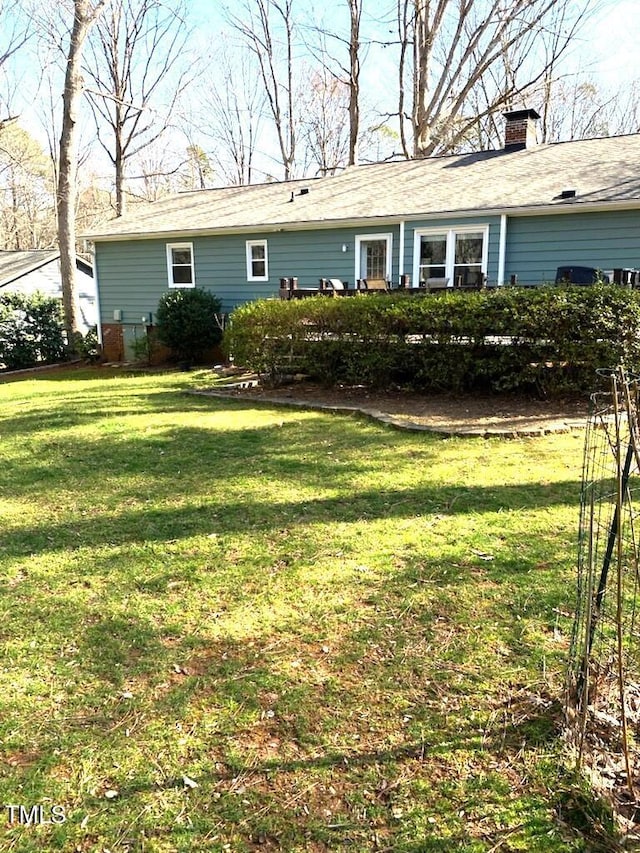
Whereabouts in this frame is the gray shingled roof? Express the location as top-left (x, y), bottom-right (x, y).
top-left (86, 134), bottom-right (640, 241)
top-left (0, 250), bottom-right (60, 286)
top-left (0, 251), bottom-right (93, 287)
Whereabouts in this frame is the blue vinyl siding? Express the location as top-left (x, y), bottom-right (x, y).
top-left (96, 224), bottom-right (403, 323)
top-left (505, 209), bottom-right (640, 284)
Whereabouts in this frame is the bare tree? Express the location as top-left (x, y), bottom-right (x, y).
top-left (229, 0), bottom-right (298, 180)
top-left (0, 1), bottom-right (30, 72)
top-left (83, 0), bottom-right (190, 216)
top-left (299, 0), bottom-right (364, 165)
top-left (124, 141), bottom-right (181, 201)
top-left (610, 82), bottom-right (640, 137)
top-left (394, 0), bottom-right (596, 157)
top-left (58, 0), bottom-right (107, 341)
top-left (0, 3), bottom-right (31, 131)
top-left (533, 74), bottom-right (640, 143)
top-left (396, 0), bottom-right (412, 158)
top-left (193, 45), bottom-right (265, 185)
top-left (75, 170), bottom-right (114, 233)
top-left (298, 65), bottom-right (351, 174)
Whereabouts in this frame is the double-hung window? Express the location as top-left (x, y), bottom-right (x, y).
top-left (414, 226), bottom-right (488, 287)
top-left (453, 231), bottom-right (485, 285)
top-left (167, 243), bottom-right (195, 287)
top-left (417, 233), bottom-right (447, 281)
top-left (246, 240), bottom-right (269, 281)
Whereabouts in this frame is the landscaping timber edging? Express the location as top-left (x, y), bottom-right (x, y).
top-left (192, 388), bottom-right (585, 439)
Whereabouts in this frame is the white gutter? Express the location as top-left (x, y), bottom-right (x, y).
top-left (498, 214), bottom-right (507, 286)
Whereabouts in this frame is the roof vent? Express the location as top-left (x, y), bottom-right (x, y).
top-left (559, 189), bottom-right (577, 199)
top-left (299, 187), bottom-right (310, 196)
top-left (503, 108), bottom-right (540, 151)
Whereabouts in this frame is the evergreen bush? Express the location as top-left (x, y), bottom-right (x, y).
top-left (155, 288), bottom-right (223, 364)
top-left (0, 292), bottom-right (66, 370)
top-left (223, 284), bottom-right (640, 395)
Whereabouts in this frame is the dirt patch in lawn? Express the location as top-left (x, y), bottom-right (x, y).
top-left (202, 380), bottom-right (590, 438)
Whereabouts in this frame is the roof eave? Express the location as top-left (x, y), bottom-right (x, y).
top-left (85, 198), bottom-right (640, 243)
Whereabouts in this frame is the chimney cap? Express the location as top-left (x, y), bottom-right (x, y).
top-left (503, 108), bottom-right (541, 122)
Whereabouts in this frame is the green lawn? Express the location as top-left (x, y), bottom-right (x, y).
top-left (0, 367), bottom-right (616, 851)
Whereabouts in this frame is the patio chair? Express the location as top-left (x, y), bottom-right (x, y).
top-left (454, 271), bottom-right (486, 290)
top-left (425, 277), bottom-right (449, 292)
top-left (554, 266), bottom-right (606, 285)
top-left (362, 278), bottom-right (389, 291)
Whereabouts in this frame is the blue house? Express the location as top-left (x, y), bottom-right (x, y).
top-left (86, 111), bottom-right (640, 361)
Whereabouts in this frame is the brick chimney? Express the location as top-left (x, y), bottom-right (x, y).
top-left (503, 108), bottom-right (540, 151)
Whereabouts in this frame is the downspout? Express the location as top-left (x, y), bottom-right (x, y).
top-left (88, 240), bottom-right (103, 347)
top-left (399, 220), bottom-right (405, 285)
top-left (498, 214), bottom-right (507, 286)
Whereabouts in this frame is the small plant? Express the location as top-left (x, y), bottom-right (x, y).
top-left (155, 287), bottom-right (223, 364)
top-left (131, 329), bottom-right (157, 365)
top-left (71, 326), bottom-right (101, 362)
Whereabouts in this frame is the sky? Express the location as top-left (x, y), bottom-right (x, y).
top-left (2, 0), bottom-right (640, 187)
top-left (5, 0), bottom-right (639, 114)
top-left (587, 0), bottom-right (640, 84)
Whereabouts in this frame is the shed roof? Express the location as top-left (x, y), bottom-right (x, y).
top-left (85, 133), bottom-right (640, 241)
top-left (0, 251), bottom-right (93, 287)
top-left (0, 250), bottom-right (60, 286)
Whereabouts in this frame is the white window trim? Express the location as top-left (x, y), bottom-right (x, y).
top-left (354, 233), bottom-right (393, 282)
top-left (413, 225), bottom-right (489, 287)
top-left (166, 242), bottom-right (195, 288)
top-left (246, 239), bottom-right (269, 282)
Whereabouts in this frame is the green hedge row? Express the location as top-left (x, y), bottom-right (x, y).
top-left (223, 285), bottom-right (640, 395)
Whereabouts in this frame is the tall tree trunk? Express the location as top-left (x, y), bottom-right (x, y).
top-left (57, 0), bottom-right (105, 345)
top-left (115, 104), bottom-right (126, 216)
top-left (413, 0), bottom-right (447, 158)
top-left (284, 0), bottom-right (295, 179)
top-left (347, 0), bottom-right (361, 165)
top-left (397, 0), bottom-right (412, 159)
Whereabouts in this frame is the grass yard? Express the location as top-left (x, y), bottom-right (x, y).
top-left (0, 367), bottom-right (617, 852)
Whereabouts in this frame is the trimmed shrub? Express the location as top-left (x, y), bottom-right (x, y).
top-left (0, 292), bottom-right (66, 370)
top-left (155, 288), bottom-right (223, 363)
top-left (223, 285), bottom-right (640, 395)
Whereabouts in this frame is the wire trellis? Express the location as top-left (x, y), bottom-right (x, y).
top-left (567, 366), bottom-right (640, 829)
